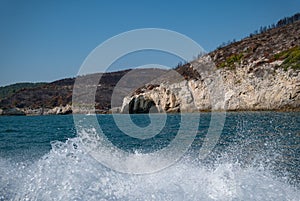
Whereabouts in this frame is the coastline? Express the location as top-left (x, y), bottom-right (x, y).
top-left (1, 21), bottom-right (299, 117)
top-left (1, 106), bottom-right (299, 116)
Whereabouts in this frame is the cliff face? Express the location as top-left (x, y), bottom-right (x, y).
top-left (121, 57), bottom-right (299, 113)
top-left (120, 22), bottom-right (300, 113)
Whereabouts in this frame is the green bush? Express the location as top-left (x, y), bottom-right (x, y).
top-left (274, 46), bottom-right (300, 70)
top-left (218, 53), bottom-right (244, 69)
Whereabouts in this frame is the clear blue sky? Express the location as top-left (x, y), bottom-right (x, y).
top-left (0, 0), bottom-right (299, 86)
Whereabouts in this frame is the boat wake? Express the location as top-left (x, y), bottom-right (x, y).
top-left (1, 133), bottom-right (299, 201)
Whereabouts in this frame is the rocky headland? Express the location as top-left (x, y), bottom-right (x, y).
top-left (0, 14), bottom-right (299, 115)
top-left (120, 20), bottom-right (300, 113)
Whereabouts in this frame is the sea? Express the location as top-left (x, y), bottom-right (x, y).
top-left (0, 112), bottom-right (299, 201)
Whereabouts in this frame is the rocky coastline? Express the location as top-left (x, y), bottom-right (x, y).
top-left (1, 19), bottom-right (300, 116)
top-left (120, 56), bottom-right (299, 114)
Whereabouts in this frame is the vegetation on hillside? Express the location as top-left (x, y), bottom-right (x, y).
top-left (274, 46), bottom-right (300, 70)
top-left (218, 53), bottom-right (244, 69)
top-left (0, 70), bottom-right (132, 111)
top-left (0, 83), bottom-right (46, 100)
top-left (210, 12), bottom-right (300, 71)
top-left (217, 13), bottom-right (300, 49)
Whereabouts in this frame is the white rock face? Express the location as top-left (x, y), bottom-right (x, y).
top-left (45, 104), bottom-right (72, 115)
top-left (121, 62), bottom-right (300, 113)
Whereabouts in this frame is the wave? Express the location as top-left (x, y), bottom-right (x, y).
top-left (1, 134), bottom-right (299, 201)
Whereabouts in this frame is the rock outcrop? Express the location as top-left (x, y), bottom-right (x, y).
top-left (44, 104), bottom-right (72, 115)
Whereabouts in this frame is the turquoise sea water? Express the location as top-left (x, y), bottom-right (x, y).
top-left (0, 112), bottom-right (299, 200)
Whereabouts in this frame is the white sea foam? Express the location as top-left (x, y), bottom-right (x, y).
top-left (0, 135), bottom-right (299, 201)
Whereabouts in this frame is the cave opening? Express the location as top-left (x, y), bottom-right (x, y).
top-left (128, 96), bottom-right (159, 114)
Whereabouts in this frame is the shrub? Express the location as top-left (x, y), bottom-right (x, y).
top-left (274, 46), bottom-right (300, 70)
top-left (218, 53), bottom-right (244, 69)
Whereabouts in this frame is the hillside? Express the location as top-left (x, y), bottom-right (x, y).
top-left (210, 21), bottom-right (300, 71)
top-left (0, 83), bottom-right (46, 100)
top-left (121, 17), bottom-right (300, 113)
top-left (0, 69), bottom-right (168, 115)
top-left (0, 14), bottom-right (300, 115)
top-left (0, 70), bottom-right (130, 115)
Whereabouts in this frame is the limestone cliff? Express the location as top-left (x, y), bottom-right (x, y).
top-left (120, 21), bottom-right (300, 113)
top-left (121, 56), bottom-right (299, 113)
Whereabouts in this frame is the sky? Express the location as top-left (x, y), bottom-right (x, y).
top-left (0, 0), bottom-right (299, 86)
